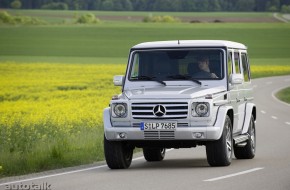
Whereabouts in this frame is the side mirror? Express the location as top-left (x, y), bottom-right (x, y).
top-left (230, 74), bottom-right (243, 85)
top-left (113, 75), bottom-right (124, 86)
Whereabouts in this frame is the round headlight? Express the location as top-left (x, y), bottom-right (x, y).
top-left (113, 104), bottom-right (127, 117)
top-left (195, 103), bottom-right (209, 117)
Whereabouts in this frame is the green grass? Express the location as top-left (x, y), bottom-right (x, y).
top-left (1, 23), bottom-right (290, 60)
top-left (276, 87), bottom-right (290, 104)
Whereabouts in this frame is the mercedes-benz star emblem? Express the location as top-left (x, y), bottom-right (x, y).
top-left (153, 105), bottom-right (166, 117)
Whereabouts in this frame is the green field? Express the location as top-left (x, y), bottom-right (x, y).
top-left (6, 10), bottom-right (275, 24)
top-left (0, 10), bottom-right (290, 177)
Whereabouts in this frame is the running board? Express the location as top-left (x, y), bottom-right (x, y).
top-left (234, 134), bottom-right (249, 147)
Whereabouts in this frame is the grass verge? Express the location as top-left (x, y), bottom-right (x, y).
top-left (276, 87), bottom-right (290, 104)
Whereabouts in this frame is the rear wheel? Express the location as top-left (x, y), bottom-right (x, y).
top-left (143, 148), bottom-right (166, 162)
top-left (206, 115), bottom-right (233, 166)
top-left (104, 135), bottom-right (133, 169)
top-left (234, 115), bottom-right (256, 159)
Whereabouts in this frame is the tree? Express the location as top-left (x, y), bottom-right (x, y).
top-left (266, 0), bottom-right (281, 11)
top-left (10, 0), bottom-right (22, 9)
top-left (208, 0), bottom-right (221, 11)
top-left (235, 0), bottom-right (255, 11)
top-left (101, 0), bottom-right (114, 10)
top-left (281, 4), bottom-right (290, 13)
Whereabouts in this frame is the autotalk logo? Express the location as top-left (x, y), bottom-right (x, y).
top-left (153, 105), bottom-right (166, 117)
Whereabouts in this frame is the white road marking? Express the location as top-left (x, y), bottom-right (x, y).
top-left (0, 149), bottom-right (173, 187)
top-left (271, 116), bottom-right (278, 120)
top-left (284, 78), bottom-right (290, 82)
top-left (286, 122), bottom-right (290, 125)
top-left (0, 165), bottom-right (107, 187)
top-left (204, 167), bottom-right (264, 182)
top-left (261, 110), bottom-right (266, 114)
top-left (266, 81), bottom-right (273, 85)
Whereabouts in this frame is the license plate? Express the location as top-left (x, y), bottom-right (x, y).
top-left (140, 121), bottom-right (177, 131)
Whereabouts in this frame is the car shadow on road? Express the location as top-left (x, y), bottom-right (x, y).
top-left (129, 158), bottom-right (210, 170)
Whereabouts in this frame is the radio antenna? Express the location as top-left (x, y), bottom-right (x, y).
top-left (178, 40), bottom-right (180, 44)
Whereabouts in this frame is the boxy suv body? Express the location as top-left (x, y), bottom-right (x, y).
top-left (103, 40), bottom-right (256, 169)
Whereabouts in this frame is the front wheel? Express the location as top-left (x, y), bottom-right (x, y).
top-left (143, 148), bottom-right (166, 162)
top-left (206, 115), bottom-right (233, 167)
top-left (104, 135), bottom-right (133, 169)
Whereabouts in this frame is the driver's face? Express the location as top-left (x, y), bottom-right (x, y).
top-left (198, 60), bottom-right (209, 71)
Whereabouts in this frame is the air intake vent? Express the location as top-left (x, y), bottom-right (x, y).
top-left (144, 131), bottom-right (175, 140)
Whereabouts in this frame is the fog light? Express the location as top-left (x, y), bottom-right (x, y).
top-left (118, 132), bottom-right (127, 139)
top-left (193, 132), bottom-right (204, 139)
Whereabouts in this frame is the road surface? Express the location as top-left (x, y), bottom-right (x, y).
top-left (1, 75), bottom-right (290, 190)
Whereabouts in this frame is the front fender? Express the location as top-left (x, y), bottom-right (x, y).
top-left (103, 107), bottom-right (113, 139)
top-left (241, 103), bottom-right (256, 134)
top-left (210, 106), bottom-right (233, 140)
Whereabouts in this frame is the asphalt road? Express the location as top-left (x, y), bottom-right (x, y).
top-left (1, 75), bottom-right (290, 190)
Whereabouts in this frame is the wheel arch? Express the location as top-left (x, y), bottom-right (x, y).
top-left (227, 109), bottom-right (234, 128)
top-left (212, 106), bottom-right (233, 140)
top-left (242, 103), bottom-right (256, 134)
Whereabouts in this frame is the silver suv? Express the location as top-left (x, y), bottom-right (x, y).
top-left (103, 40), bottom-right (256, 169)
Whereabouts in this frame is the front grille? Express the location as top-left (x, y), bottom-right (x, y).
top-left (131, 102), bottom-right (188, 119)
top-left (144, 131), bottom-right (175, 140)
top-left (132, 122), bottom-right (189, 128)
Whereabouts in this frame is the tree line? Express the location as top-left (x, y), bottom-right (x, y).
top-left (1, 0), bottom-right (290, 12)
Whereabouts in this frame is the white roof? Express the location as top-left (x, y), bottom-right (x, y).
top-left (132, 40), bottom-right (247, 49)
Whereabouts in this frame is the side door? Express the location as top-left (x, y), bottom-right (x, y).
top-left (237, 51), bottom-right (253, 132)
top-left (228, 50), bottom-right (239, 134)
top-left (230, 51), bottom-right (244, 134)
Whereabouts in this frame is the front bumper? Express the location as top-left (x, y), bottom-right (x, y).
top-left (104, 107), bottom-right (226, 141)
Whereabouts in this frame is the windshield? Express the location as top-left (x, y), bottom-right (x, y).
top-left (129, 49), bottom-right (224, 82)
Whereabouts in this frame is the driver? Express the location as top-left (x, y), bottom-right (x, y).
top-left (193, 56), bottom-right (218, 78)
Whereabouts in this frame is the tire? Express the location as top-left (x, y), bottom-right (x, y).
top-left (206, 115), bottom-right (233, 167)
top-left (234, 116), bottom-right (256, 159)
top-left (104, 135), bottom-right (133, 169)
top-left (143, 148), bottom-right (166, 162)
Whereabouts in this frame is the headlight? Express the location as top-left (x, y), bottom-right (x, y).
top-left (112, 103), bottom-right (127, 118)
top-left (192, 102), bottom-right (210, 117)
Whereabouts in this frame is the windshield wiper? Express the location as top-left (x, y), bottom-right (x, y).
top-left (131, 75), bottom-right (166, 86)
top-left (167, 74), bottom-right (202, 85)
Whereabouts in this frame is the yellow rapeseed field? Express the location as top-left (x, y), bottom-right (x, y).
top-left (0, 62), bottom-right (125, 176)
top-left (251, 65), bottom-right (290, 78)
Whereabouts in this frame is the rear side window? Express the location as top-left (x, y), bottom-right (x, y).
top-left (234, 52), bottom-right (240, 74)
top-left (241, 53), bottom-right (250, 82)
top-left (227, 52), bottom-right (233, 78)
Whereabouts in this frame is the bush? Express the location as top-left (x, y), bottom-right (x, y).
top-left (281, 5), bottom-right (290, 13)
top-left (0, 11), bottom-right (13, 23)
top-left (41, 2), bottom-right (68, 10)
top-left (76, 13), bottom-right (100, 24)
top-left (0, 11), bottom-right (47, 25)
top-left (143, 15), bottom-right (180, 23)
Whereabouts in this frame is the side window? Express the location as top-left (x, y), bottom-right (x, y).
top-left (227, 52), bottom-right (233, 78)
top-left (241, 53), bottom-right (250, 82)
top-left (234, 52), bottom-right (240, 74)
top-left (131, 53), bottom-right (139, 78)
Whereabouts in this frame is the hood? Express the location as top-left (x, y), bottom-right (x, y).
top-left (124, 86), bottom-right (226, 99)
